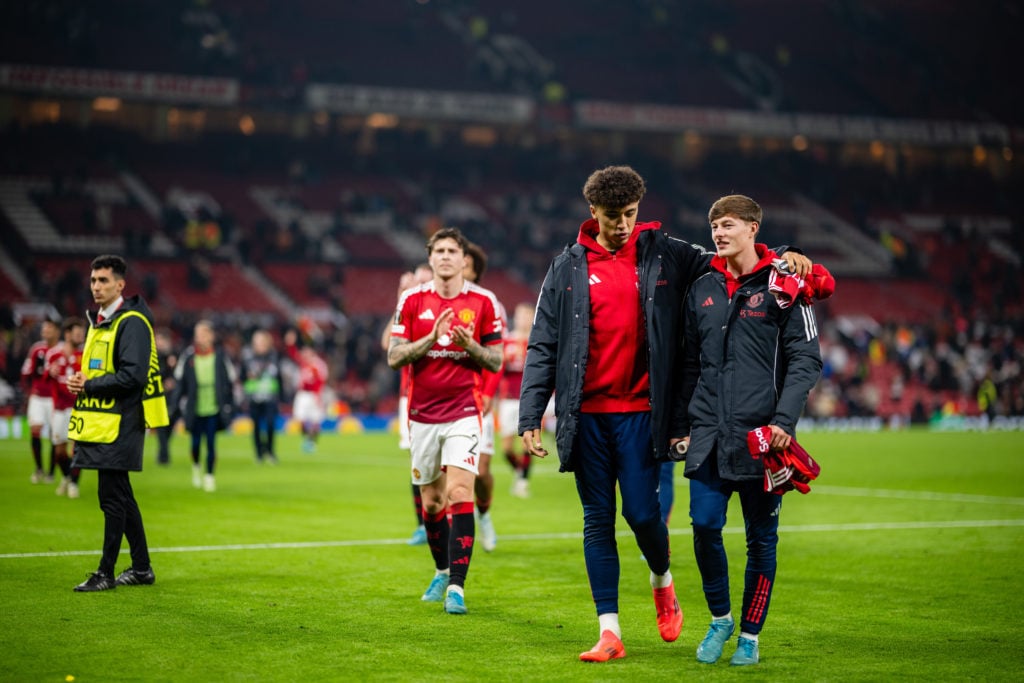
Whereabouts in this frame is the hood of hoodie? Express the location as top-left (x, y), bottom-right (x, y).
top-left (710, 243), bottom-right (779, 279)
top-left (577, 218), bottom-right (661, 257)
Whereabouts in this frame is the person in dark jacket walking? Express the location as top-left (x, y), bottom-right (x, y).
top-left (171, 320), bottom-right (236, 492)
top-left (240, 328), bottom-right (283, 465)
top-left (517, 167), bottom-right (811, 661)
top-left (67, 254), bottom-right (169, 592)
top-left (675, 194), bottom-right (823, 667)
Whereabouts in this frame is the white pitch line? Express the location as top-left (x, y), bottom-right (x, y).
top-left (812, 485), bottom-right (1024, 506)
top-left (2, 519), bottom-right (1023, 560)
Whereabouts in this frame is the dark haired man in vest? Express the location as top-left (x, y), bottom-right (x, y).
top-left (68, 254), bottom-right (169, 591)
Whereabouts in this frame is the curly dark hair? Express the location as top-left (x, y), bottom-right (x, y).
top-left (582, 166), bottom-right (646, 208)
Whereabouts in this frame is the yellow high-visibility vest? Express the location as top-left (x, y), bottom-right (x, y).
top-left (68, 310), bottom-right (170, 443)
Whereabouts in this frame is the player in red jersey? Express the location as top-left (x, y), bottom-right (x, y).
top-left (381, 263), bottom-right (435, 546)
top-left (499, 302), bottom-right (534, 498)
top-left (46, 317), bottom-right (86, 498)
top-left (284, 330), bottom-right (329, 454)
top-left (463, 242), bottom-right (505, 553)
top-left (388, 227), bottom-right (503, 615)
top-left (21, 318), bottom-right (60, 483)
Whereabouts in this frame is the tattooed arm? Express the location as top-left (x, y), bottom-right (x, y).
top-left (387, 309), bottom-right (453, 369)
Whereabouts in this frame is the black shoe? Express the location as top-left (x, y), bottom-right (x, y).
top-left (114, 566), bottom-right (156, 586)
top-left (74, 571), bottom-right (116, 592)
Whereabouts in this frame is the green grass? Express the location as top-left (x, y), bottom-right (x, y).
top-left (1, 428), bottom-right (1023, 682)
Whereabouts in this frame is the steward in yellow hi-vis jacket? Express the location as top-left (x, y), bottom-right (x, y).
top-left (70, 293), bottom-right (168, 471)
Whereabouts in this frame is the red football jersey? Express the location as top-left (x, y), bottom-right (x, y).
top-left (45, 342), bottom-right (83, 411)
top-left (21, 341), bottom-right (58, 398)
top-left (500, 336), bottom-right (529, 399)
top-left (392, 281), bottom-right (503, 424)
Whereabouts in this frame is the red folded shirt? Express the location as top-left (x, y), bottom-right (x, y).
top-left (747, 426), bottom-right (821, 495)
top-left (768, 264), bottom-right (835, 309)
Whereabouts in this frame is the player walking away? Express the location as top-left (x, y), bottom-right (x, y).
top-left (382, 264), bottom-right (435, 546)
top-left (241, 329), bottom-right (283, 465)
top-left (46, 317), bottom-right (86, 498)
top-left (67, 254), bottom-right (169, 592)
top-left (518, 166), bottom-right (814, 662)
top-left (676, 195), bottom-right (824, 666)
top-left (171, 320), bottom-right (237, 492)
top-left (284, 330), bottom-right (328, 454)
top-left (500, 303), bottom-right (534, 499)
top-left (388, 227), bottom-right (503, 615)
top-left (464, 241), bottom-right (503, 553)
top-left (21, 318), bottom-right (60, 483)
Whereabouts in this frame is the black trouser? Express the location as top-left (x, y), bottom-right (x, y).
top-left (97, 469), bottom-right (150, 575)
top-left (155, 424), bottom-right (172, 464)
top-left (250, 401), bottom-right (277, 459)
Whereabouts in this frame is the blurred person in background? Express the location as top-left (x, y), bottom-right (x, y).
top-left (388, 227), bottom-right (503, 615)
top-left (21, 318), bottom-right (60, 484)
top-left (285, 329), bottom-right (328, 454)
top-left (241, 329), bottom-right (283, 465)
top-left (67, 254), bottom-right (169, 592)
top-left (518, 166), bottom-right (814, 662)
top-left (46, 316), bottom-right (86, 498)
top-left (464, 241), bottom-right (503, 553)
top-left (382, 263), bottom-right (434, 546)
top-left (171, 320), bottom-right (237, 493)
top-left (153, 328), bottom-right (177, 466)
top-left (500, 302), bottom-right (534, 499)
top-left (675, 194), bottom-right (823, 667)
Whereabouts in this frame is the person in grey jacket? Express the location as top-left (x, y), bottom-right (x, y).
top-left (676, 194), bottom-right (823, 667)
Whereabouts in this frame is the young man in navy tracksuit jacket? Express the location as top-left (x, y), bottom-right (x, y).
top-left (676, 194), bottom-right (823, 667)
top-left (518, 167), bottom-right (811, 662)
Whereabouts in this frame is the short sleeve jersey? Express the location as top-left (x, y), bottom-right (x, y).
top-left (45, 342), bottom-right (83, 411)
top-left (22, 341), bottom-right (57, 398)
top-left (392, 280), bottom-right (503, 424)
top-left (500, 336), bottom-right (529, 399)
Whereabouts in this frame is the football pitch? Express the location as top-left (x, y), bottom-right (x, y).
top-left (1, 428), bottom-right (1023, 682)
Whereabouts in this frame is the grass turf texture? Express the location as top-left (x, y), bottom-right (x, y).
top-left (1, 429), bottom-right (1023, 682)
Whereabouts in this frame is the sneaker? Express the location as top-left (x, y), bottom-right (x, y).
top-left (115, 566), bottom-right (156, 586)
top-left (653, 583), bottom-right (684, 642)
top-left (511, 477), bottom-right (530, 499)
top-left (30, 469), bottom-right (45, 484)
top-left (730, 636), bottom-right (759, 666)
top-left (697, 617), bottom-right (735, 664)
top-left (267, 453), bottom-right (279, 465)
top-left (477, 511), bottom-right (497, 552)
top-left (192, 465), bottom-right (202, 488)
top-left (74, 571), bottom-right (116, 592)
top-left (301, 439), bottom-right (316, 454)
top-left (421, 573), bottom-right (449, 602)
top-left (408, 524), bottom-right (427, 546)
top-left (579, 630), bottom-right (626, 663)
top-left (444, 590), bottom-right (467, 615)
top-left (43, 474), bottom-right (55, 484)
top-left (67, 482), bottom-right (80, 499)
top-left (55, 477), bottom-right (69, 496)
top-left (203, 474), bottom-right (216, 492)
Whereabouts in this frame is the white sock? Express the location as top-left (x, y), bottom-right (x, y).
top-left (650, 569), bottom-right (673, 589)
top-left (436, 568), bottom-right (450, 577)
top-left (713, 612), bottom-right (733, 623)
top-left (739, 631), bottom-right (759, 642)
top-left (598, 612), bottom-right (621, 639)
top-left (446, 584), bottom-right (463, 597)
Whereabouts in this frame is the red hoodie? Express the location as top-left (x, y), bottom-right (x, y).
top-left (577, 218), bottom-right (660, 413)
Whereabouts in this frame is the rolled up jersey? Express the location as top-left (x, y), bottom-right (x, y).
top-left (768, 264), bottom-right (836, 309)
top-left (747, 425), bottom-right (821, 495)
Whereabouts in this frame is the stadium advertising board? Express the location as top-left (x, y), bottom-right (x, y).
top-left (305, 84), bottom-right (534, 124)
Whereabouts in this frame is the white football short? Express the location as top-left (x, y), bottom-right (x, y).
top-left (292, 390), bottom-right (323, 424)
top-left (480, 408), bottom-right (495, 456)
top-left (27, 394), bottom-right (54, 430)
top-left (409, 415), bottom-right (482, 485)
top-left (50, 407), bottom-right (70, 445)
top-left (498, 398), bottom-right (520, 439)
top-left (397, 395), bottom-right (411, 450)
